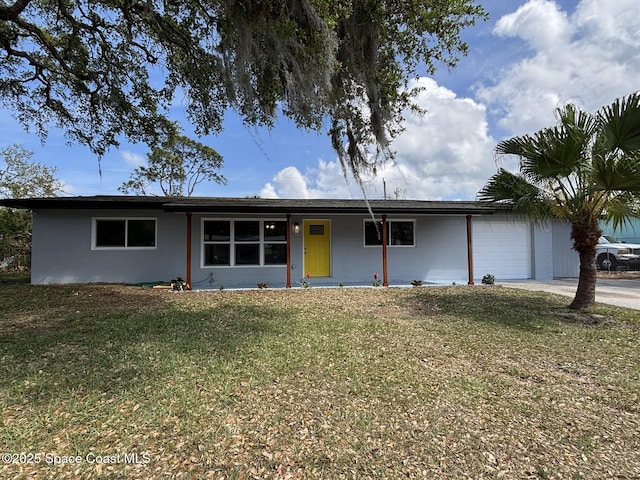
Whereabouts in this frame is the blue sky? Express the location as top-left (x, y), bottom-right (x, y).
top-left (1, 0), bottom-right (639, 200)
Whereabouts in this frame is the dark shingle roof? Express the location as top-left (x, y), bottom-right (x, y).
top-left (0, 195), bottom-right (167, 210)
top-left (0, 195), bottom-right (507, 215)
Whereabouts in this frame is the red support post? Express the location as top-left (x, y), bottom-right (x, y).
top-left (186, 212), bottom-right (192, 290)
top-left (382, 215), bottom-right (389, 287)
top-left (286, 214), bottom-right (292, 288)
top-left (466, 215), bottom-right (474, 285)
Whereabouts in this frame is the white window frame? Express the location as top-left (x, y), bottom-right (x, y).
top-left (363, 219), bottom-right (416, 247)
top-left (92, 217), bottom-right (157, 250)
top-left (201, 218), bottom-right (287, 268)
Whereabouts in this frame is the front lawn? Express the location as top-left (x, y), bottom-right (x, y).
top-left (1, 284), bottom-right (638, 479)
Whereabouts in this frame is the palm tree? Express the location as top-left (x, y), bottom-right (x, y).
top-left (478, 92), bottom-right (640, 310)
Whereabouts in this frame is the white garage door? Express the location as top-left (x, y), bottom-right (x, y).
top-left (472, 217), bottom-right (532, 280)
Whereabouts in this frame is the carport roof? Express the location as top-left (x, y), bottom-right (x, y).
top-left (0, 195), bottom-right (509, 215)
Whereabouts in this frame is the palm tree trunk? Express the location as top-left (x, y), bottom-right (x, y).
top-left (569, 222), bottom-right (601, 310)
top-left (569, 248), bottom-right (597, 310)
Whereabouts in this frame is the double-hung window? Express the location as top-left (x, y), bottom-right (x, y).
top-left (364, 220), bottom-right (415, 247)
top-left (93, 218), bottom-right (156, 249)
top-left (203, 219), bottom-right (287, 267)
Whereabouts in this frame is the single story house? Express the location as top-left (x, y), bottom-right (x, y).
top-left (0, 196), bottom-right (579, 287)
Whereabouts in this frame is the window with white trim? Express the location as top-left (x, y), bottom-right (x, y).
top-left (364, 220), bottom-right (415, 247)
top-left (93, 218), bottom-right (156, 249)
top-left (202, 219), bottom-right (287, 267)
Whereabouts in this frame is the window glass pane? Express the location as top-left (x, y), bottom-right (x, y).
top-left (264, 243), bottom-right (286, 264)
top-left (309, 224), bottom-right (325, 235)
top-left (235, 244), bottom-right (260, 265)
top-left (204, 244), bottom-right (230, 265)
top-left (204, 221), bottom-right (230, 241)
top-left (391, 221), bottom-right (414, 245)
top-left (235, 221), bottom-right (260, 241)
top-left (264, 221), bottom-right (287, 241)
top-left (364, 221), bottom-right (383, 246)
top-left (95, 220), bottom-right (125, 247)
top-left (127, 219), bottom-right (156, 247)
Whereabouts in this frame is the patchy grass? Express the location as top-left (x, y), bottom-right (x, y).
top-left (0, 284), bottom-right (638, 479)
top-left (0, 272), bottom-right (30, 284)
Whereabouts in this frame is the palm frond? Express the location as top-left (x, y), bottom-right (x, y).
top-left (592, 150), bottom-right (640, 192)
top-left (556, 103), bottom-right (598, 137)
top-left (601, 193), bottom-right (640, 232)
top-left (483, 91), bottom-right (640, 232)
top-left (496, 121), bottom-right (590, 182)
top-left (598, 91), bottom-right (640, 152)
top-left (477, 168), bottom-right (552, 221)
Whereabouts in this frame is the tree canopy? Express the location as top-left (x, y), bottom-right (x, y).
top-left (0, 0), bottom-right (486, 179)
top-left (478, 92), bottom-right (640, 310)
top-left (119, 130), bottom-right (226, 196)
top-left (0, 144), bottom-right (62, 270)
top-left (0, 144), bottom-right (62, 198)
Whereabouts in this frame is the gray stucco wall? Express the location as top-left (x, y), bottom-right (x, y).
top-left (532, 222), bottom-right (554, 281)
top-left (189, 213), bottom-right (476, 288)
top-left (552, 221), bottom-right (579, 278)
top-left (30, 209), bottom-right (559, 286)
top-left (31, 209), bottom-right (185, 284)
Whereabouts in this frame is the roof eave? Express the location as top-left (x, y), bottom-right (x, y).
top-left (0, 196), bottom-right (509, 215)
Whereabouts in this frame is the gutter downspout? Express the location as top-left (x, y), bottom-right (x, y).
top-left (382, 215), bottom-right (389, 287)
top-left (186, 212), bottom-right (192, 290)
top-left (286, 214), bottom-right (292, 288)
top-left (466, 215), bottom-right (474, 285)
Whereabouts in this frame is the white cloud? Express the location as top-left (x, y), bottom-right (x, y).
top-left (494, 0), bottom-right (572, 50)
top-left (258, 182), bottom-right (279, 199)
top-left (258, 163), bottom-right (359, 199)
top-left (121, 150), bottom-right (146, 168)
top-left (258, 0), bottom-right (639, 202)
top-left (260, 166), bottom-right (315, 198)
top-left (260, 78), bottom-right (496, 200)
top-left (478, 0), bottom-right (640, 135)
top-left (59, 181), bottom-right (80, 196)
top-left (574, 0), bottom-right (640, 49)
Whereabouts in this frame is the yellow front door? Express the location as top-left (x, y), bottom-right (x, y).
top-left (303, 220), bottom-right (331, 277)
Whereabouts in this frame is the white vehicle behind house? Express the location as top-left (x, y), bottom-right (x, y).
top-left (596, 235), bottom-right (640, 271)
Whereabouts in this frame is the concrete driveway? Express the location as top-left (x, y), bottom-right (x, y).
top-left (501, 278), bottom-right (640, 310)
